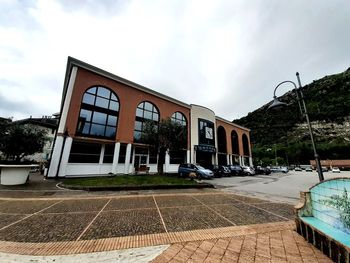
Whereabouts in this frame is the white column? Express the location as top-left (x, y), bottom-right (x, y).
top-left (226, 155), bottom-right (230, 165)
top-left (229, 154), bottom-right (233, 165)
top-left (249, 157), bottom-right (253, 167)
top-left (99, 145), bottom-right (105, 164)
top-left (239, 156), bottom-right (243, 166)
top-left (112, 142), bottom-right (121, 174)
top-left (214, 153), bottom-right (218, 165)
top-left (186, 150), bottom-right (190, 163)
top-left (58, 137), bottom-right (73, 177)
top-left (47, 136), bottom-right (64, 178)
top-left (124, 143), bottom-right (132, 174)
top-left (165, 149), bottom-right (170, 173)
top-left (193, 148), bottom-right (196, 164)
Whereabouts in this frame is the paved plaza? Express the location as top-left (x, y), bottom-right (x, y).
top-left (0, 173), bottom-right (341, 262)
top-left (0, 193), bottom-right (294, 243)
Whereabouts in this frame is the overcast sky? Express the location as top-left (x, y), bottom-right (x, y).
top-left (1, 0), bottom-right (350, 121)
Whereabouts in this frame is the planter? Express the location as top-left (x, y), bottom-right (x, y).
top-left (0, 165), bottom-right (39, 185)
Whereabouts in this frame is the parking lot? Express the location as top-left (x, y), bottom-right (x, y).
top-left (211, 170), bottom-right (350, 203)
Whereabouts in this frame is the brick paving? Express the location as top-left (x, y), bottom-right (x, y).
top-left (151, 229), bottom-right (333, 263)
top-left (0, 192), bottom-right (332, 262)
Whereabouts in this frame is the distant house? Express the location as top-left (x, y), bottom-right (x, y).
top-left (13, 115), bottom-right (59, 162)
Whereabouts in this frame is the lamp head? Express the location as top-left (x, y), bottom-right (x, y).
top-left (268, 97), bottom-right (287, 111)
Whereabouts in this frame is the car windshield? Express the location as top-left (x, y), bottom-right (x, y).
top-left (196, 165), bottom-right (205, 170)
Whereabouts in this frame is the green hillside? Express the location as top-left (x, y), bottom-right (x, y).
top-left (234, 68), bottom-right (350, 166)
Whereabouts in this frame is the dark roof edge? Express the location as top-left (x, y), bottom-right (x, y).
top-left (215, 116), bottom-right (250, 132)
top-left (66, 56), bottom-right (191, 109)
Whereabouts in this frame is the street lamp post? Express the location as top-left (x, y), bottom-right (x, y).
top-left (268, 72), bottom-right (324, 182)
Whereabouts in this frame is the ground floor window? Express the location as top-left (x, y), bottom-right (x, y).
top-left (149, 147), bottom-right (158, 164)
top-left (103, 144), bottom-right (115, 163)
top-left (68, 141), bottom-right (101, 163)
top-left (218, 153), bottom-right (227, 165)
top-left (233, 155), bottom-right (240, 164)
top-left (244, 157), bottom-right (250, 166)
top-left (170, 150), bottom-right (186, 164)
top-left (196, 151), bottom-right (212, 167)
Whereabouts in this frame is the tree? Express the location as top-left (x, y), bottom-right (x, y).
top-left (0, 123), bottom-right (47, 163)
top-left (141, 118), bottom-right (187, 175)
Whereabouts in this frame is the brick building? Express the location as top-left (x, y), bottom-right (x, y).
top-left (48, 57), bottom-right (252, 178)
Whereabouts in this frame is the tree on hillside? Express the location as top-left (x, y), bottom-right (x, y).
top-left (141, 118), bottom-right (187, 175)
top-left (0, 123), bottom-right (47, 163)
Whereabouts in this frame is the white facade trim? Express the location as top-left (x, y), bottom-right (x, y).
top-left (124, 143), bottom-right (132, 174)
top-left (47, 136), bottom-right (64, 178)
top-left (58, 66), bottom-right (77, 134)
top-left (112, 142), bottom-right (121, 174)
top-left (58, 137), bottom-right (73, 177)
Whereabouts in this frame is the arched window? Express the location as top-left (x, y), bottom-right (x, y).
top-left (217, 126), bottom-right (227, 165)
top-left (231, 130), bottom-right (239, 155)
top-left (242, 134), bottom-right (250, 156)
top-left (76, 86), bottom-right (119, 139)
top-left (217, 126), bottom-right (227, 153)
top-left (134, 101), bottom-right (159, 142)
top-left (171, 111), bottom-right (187, 126)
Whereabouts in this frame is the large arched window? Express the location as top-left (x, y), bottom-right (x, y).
top-left (242, 134), bottom-right (250, 156)
top-left (231, 130), bottom-right (239, 155)
top-left (134, 101), bottom-right (159, 142)
top-left (76, 86), bottom-right (119, 139)
top-left (170, 111), bottom-right (187, 164)
top-left (171, 111), bottom-right (187, 126)
top-left (217, 126), bottom-right (227, 165)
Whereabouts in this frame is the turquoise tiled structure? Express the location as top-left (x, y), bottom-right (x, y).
top-left (295, 178), bottom-right (350, 262)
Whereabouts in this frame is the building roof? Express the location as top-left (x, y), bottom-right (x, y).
top-left (216, 116), bottom-right (250, 132)
top-left (14, 117), bottom-right (58, 129)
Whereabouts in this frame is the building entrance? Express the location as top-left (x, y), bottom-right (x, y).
top-left (134, 154), bottom-right (148, 170)
top-left (196, 151), bottom-right (213, 167)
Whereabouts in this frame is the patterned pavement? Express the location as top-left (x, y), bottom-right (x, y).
top-left (0, 192), bottom-right (334, 262)
top-left (0, 193), bottom-right (294, 243)
top-left (151, 229), bottom-right (332, 263)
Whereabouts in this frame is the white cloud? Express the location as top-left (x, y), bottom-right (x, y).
top-left (0, 0), bottom-right (349, 120)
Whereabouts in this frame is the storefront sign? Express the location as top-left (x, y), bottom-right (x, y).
top-left (194, 145), bottom-right (216, 153)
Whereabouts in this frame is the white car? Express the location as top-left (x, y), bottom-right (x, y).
top-left (332, 167), bottom-right (340, 173)
top-left (242, 166), bottom-right (255, 176)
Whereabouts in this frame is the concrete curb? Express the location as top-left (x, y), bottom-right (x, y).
top-left (58, 182), bottom-right (214, 191)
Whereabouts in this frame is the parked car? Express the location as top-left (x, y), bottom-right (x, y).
top-left (242, 166), bottom-right (255, 176)
top-left (321, 167), bottom-right (328, 172)
top-left (178, 163), bottom-right (214, 179)
top-left (219, 165), bottom-right (231, 177)
top-left (270, 166), bottom-right (289, 173)
top-left (332, 167), bottom-right (340, 173)
top-left (294, 167), bottom-right (302, 172)
top-left (227, 164), bottom-right (244, 176)
top-left (305, 167), bottom-right (313, 172)
top-left (255, 166), bottom-right (271, 175)
top-left (207, 165), bottom-right (230, 177)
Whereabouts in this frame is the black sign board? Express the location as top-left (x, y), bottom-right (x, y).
top-left (194, 145), bottom-right (216, 153)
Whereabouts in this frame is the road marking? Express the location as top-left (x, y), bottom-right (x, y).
top-left (76, 199), bottom-right (111, 241)
top-left (153, 195), bottom-right (168, 233)
top-left (0, 200), bottom-right (63, 231)
top-left (191, 196), bottom-right (237, 226)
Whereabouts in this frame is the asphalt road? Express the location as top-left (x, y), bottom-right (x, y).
top-left (211, 170), bottom-right (350, 204)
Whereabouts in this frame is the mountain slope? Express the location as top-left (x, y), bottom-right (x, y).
top-left (234, 68), bottom-right (350, 165)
